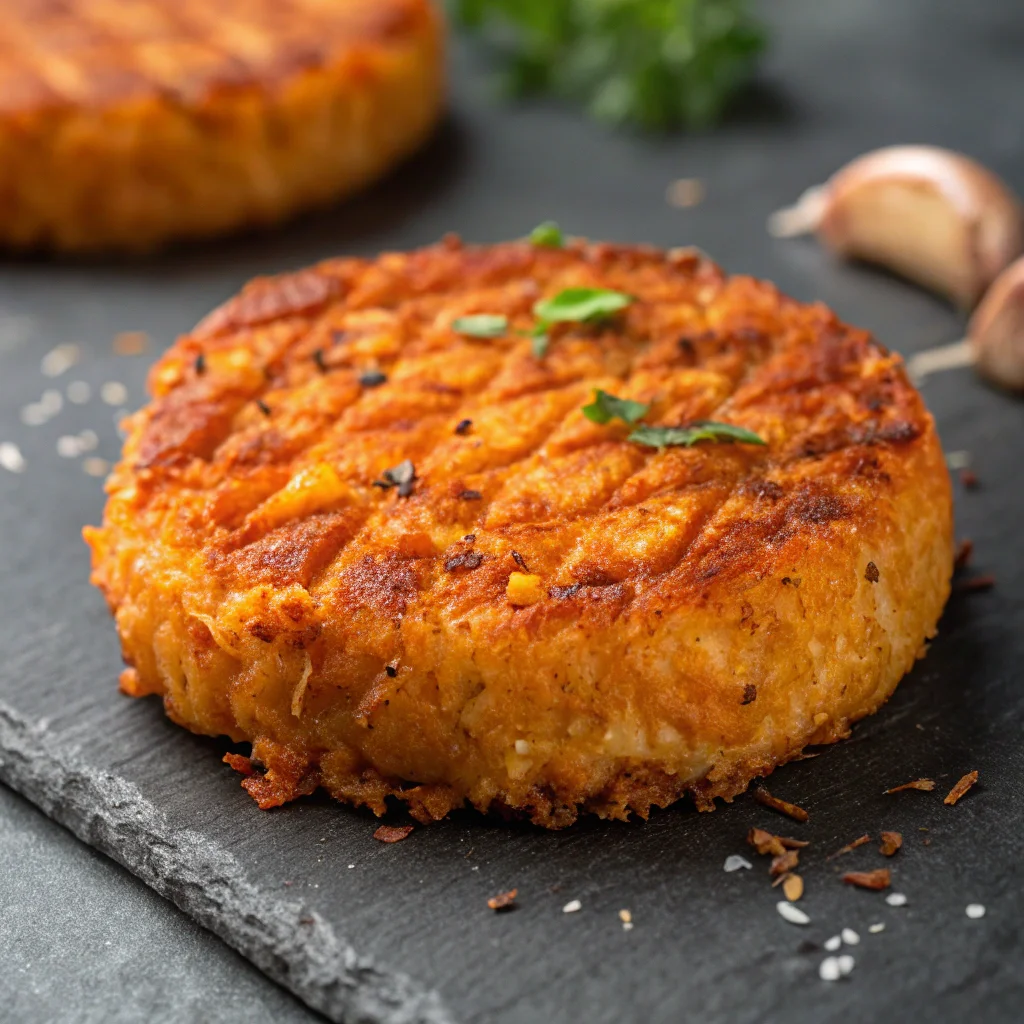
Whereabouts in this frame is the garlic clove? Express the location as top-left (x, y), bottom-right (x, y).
top-left (966, 254), bottom-right (1024, 391)
top-left (771, 146), bottom-right (1024, 308)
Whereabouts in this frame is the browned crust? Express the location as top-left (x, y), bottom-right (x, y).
top-left (85, 236), bottom-right (954, 828)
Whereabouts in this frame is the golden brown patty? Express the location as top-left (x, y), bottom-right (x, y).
top-left (0, 0), bottom-right (443, 252)
top-left (85, 236), bottom-right (954, 828)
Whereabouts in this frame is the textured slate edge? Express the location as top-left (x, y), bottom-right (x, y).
top-left (0, 700), bottom-right (455, 1024)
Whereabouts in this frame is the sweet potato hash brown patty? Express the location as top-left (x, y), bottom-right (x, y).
top-left (85, 235), bottom-right (954, 828)
top-left (0, 0), bottom-right (443, 252)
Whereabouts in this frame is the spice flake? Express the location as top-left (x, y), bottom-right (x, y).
top-left (879, 831), bottom-right (903, 856)
top-left (944, 770), bottom-right (979, 806)
top-left (885, 778), bottom-right (936, 794)
top-left (842, 869), bottom-right (891, 891)
top-left (754, 786), bottom-right (809, 823)
top-left (487, 889), bottom-right (518, 912)
top-left (827, 834), bottom-right (871, 860)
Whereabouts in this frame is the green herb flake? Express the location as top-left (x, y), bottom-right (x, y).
top-left (533, 288), bottom-right (632, 325)
top-left (582, 389), bottom-right (649, 425)
top-left (452, 314), bottom-right (509, 338)
top-left (529, 221), bottom-right (564, 248)
top-left (530, 329), bottom-right (550, 358)
top-left (628, 421), bottom-right (766, 449)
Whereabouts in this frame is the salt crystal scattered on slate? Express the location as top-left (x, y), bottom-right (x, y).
top-left (723, 855), bottom-right (752, 872)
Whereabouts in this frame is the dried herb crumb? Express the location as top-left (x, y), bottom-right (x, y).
top-left (740, 683), bottom-right (757, 705)
top-left (373, 824), bottom-right (414, 843)
top-left (944, 770), bottom-right (979, 806)
top-left (754, 786), bottom-right (809, 822)
top-left (879, 831), bottom-right (903, 856)
top-left (455, 418), bottom-right (473, 435)
top-left (955, 574), bottom-right (995, 593)
top-left (885, 778), bottom-right (936, 794)
top-left (827, 834), bottom-right (871, 861)
top-left (445, 551), bottom-right (484, 572)
top-left (842, 868), bottom-right (891, 890)
top-left (865, 561), bottom-right (880, 583)
top-left (954, 539), bottom-right (974, 570)
top-left (487, 888), bottom-right (518, 912)
top-left (770, 849), bottom-right (800, 877)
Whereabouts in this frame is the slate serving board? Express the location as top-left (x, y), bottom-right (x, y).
top-left (2, 2), bottom-right (1023, 1021)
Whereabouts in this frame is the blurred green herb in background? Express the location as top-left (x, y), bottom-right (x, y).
top-left (450, 0), bottom-right (766, 131)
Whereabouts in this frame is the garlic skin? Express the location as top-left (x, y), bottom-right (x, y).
top-left (772, 146), bottom-right (1024, 308)
top-left (966, 254), bottom-right (1024, 391)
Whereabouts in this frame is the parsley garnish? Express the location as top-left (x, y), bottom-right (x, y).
top-left (533, 288), bottom-right (632, 324)
top-left (450, 0), bottom-right (766, 131)
top-left (529, 221), bottom-right (564, 248)
top-left (452, 314), bottom-right (509, 338)
top-left (582, 389), bottom-right (649, 425)
top-left (628, 422), bottom-right (766, 448)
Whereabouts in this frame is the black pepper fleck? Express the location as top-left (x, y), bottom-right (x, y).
top-left (256, 398), bottom-right (271, 416)
top-left (454, 419), bottom-right (473, 436)
top-left (458, 489), bottom-right (482, 501)
top-left (385, 665), bottom-right (398, 678)
top-left (359, 369), bottom-right (388, 388)
top-left (194, 352), bottom-right (206, 375)
top-left (865, 562), bottom-right (880, 583)
top-left (313, 348), bottom-right (327, 373)
top-left (741, 684), bottom-right (757, 705)
top-left (445, 551), bottom-right (484, 572)
top-left (549, 584), bottom-right (581, 600)
top-left (511, 550), bottom-right (529, 572)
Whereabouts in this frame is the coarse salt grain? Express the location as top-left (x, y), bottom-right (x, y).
top-left (841, 928), bottom-right (860, 946)
top-left (966, 904), bottom-right (986, 919)
top-left (83, 457), bottom-right (110, 478)
top-left (57, 435), bottom-right (83, 458)
top-left (724, 854), bottom-right (752, 872)
top-left (945, 451), bottom-right (971, 470)
top-left (868, 923), bottom-right (886, 934)
top-left (824, 935), bottom-right (842, 952)
top-left (41, 344), bottom-right (80, 377)
top-left (776, 901), bottom-right (810, 926)
top-left (21, 403), bottom-right (49, 426)
top-left (819, 957), bottom-right (842, 982)
top-left (77, 429), bottom-right (98, 451)
top-left (886, 893), bottom-right (908, 907)
top-left (837, 955), bottom-right (855, 977)
top-left (67, 381), bottom-right (92, 404)
top-left (40, 389), bottom-right (63, 415)
top-left (0, 442), bottom-right (25, 473)
top-left (101, 381), bottom-right (129, 406)
top-left (562, 900), bottom-right (582, 914)
top-left (514, 739), bottom-right (530, 755)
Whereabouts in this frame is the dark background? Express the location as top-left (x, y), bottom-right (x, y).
top-left (1, 2), bottom-right (1023, 1021)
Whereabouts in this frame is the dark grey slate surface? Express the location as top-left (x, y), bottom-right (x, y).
top-left (0, 784), bottom-right (318, 1023)
top-left (1, 1), bottom-right (1023, 1021)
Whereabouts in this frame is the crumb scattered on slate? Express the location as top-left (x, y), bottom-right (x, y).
top-left (828, 834), bottom-right (872, 860)
top-left (879, 832), bottom-right (903, 856)
top-left (954, 539), bottom-right (974, 569)
top-left (113, 331), bottom-right (149, 355)
top-left (562, 899), bottom-right (582, 914)
top-left (487, 889), bottom-right (518, 912)
top-left (959, 468), bottom-right (979, 489)
top-left (944, 770), bottom-right (979, 806)
top-left (373, 825), bottom-right (414, 844)
top-left (754, 786), bottom-right (809, 822)
top-left (955, 575), bottom-right (995, 594)
top-left (782, 874), bottom-right (804, 901)
top-left (886, 778), bottom-right (936, 794)
top-left (842, 869), bottom-right (891, 891)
